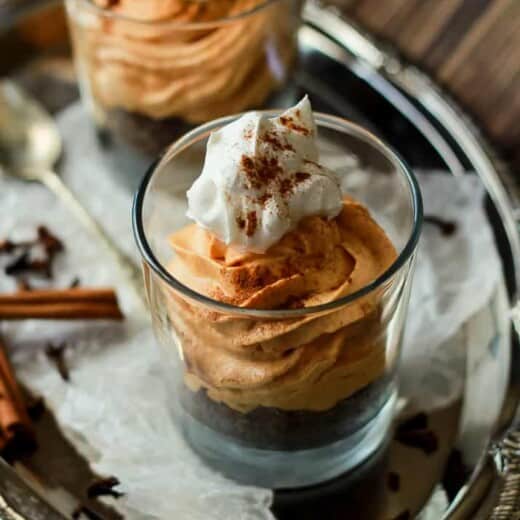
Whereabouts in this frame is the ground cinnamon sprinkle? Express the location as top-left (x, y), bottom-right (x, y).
top-left (261, 158), bottom-right (283, 181)
top-left (257, 192), bottom-right (272, 206)
top-left (240, 155), bottom-right (282, 190)
top-left (245, 211), bottom-right (257, 237)
top-left (262, 131), bottom-right (295, 152)
top-left (279, 116), bottom-right (311, 136)
top-left (279, 171), bottom-right (312, 198)
top-left (241, 155), bottom-right (254, 171)
top-left (236, 129), bottom-right (314, 236)
top-left (230, 264), bottom-right (278, 291)
top-left (236, 215), bottom-right (246, 230)
top-left (279, 178), bottom-right (294, 197)
top-left (240, 153), bottom-right (312, 201)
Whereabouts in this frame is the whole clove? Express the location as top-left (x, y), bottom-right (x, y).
top-left (16, 278), bottom-right (32, 292)
top-left (45, 343), bottom-right (70, 382)
top-left (2, 225), bottom-right (64, 280)
top-left (396, 412), bottom-right (428, 433)
top-left (395, 412), bottom-right (439, 455)
top-left (0, 239), bottom-right (15, 253)
top-left (26, 258), bottom-right (52, 278)
top-left (5, 251), bottom-right (31, 276)
top-left (87, 476), bottom-right (124, 499)
top-left (37, 225), bottom-right (64, 256)
top-left (395, 428), bottom-right (438, 455)
top-left (424, 215), bottom-right (457, 236)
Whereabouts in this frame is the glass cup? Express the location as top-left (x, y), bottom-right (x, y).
top-left (132, 111), bottom-right (423, 489)
top-left (65, 0), bottom-right (302, 183)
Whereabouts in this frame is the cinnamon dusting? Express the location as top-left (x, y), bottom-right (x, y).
top-left (262, 131), bottom-right (295, 152)
top-left (237, 153), bottom-right (315, 220)
top-left (236, 216), bottom-right (246, 230)
top-left (245, 211), bottom-right (257, 237)
top-left (257, 192), bottom-right (272, 206)
top-left (279, 116), bottom-right (311, 136)
top-left (279, 178), bottom-right (294, 197)
top-left (240, 155), bottom-right (282, 190)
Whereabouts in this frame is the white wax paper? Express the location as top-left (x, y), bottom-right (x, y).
top-left (0, 104), bottom-right (503, 519)
top-left (401, 172), bottom-right (503, 409)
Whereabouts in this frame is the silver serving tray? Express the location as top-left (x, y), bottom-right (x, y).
top-left (1, 1), bottom-right (520, 518)
top-left (294, 4), bottom-right (520, 519)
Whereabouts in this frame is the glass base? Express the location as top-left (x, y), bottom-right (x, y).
top-left (182, 391), bottom-right (397, 489)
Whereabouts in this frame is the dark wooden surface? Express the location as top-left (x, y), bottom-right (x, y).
top-left (332, 0), bottom-right (520, 172)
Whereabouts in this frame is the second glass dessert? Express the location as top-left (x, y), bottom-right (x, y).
top-left (133, 98), bottom-right (422, 488)
top-left (65, 0), bottom-right (302, 181)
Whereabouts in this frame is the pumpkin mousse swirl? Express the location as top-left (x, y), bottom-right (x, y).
top-left (69, 0), bottom-right (298, 122)
top-left (167, 197), bottom-right (397, 413)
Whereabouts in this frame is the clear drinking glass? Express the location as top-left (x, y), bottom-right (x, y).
top-left (132, 111), bottom-right (423, 489)
top-left (65, 0), bottom-right (302, 182)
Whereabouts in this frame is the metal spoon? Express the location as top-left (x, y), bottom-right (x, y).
top-left (0, 80), bottom-right (146, 306)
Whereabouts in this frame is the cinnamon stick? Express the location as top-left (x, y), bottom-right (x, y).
top-left (0, 288), bottom-right (118, 305)
top-left (0, 335), bottom-right (34, 455)
top-left (0, 288), bottom-right (124, 321)
top-left (0, 303), bottom-right (123, 320)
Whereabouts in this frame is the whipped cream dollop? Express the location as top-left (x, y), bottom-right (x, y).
top-left (186, 97), bottom-right (343, 251)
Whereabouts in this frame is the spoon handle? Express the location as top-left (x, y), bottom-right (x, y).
top-left (38, 169), bottom-right (147, 308)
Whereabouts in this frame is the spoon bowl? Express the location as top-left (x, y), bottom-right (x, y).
top-left (0, 80), bottom-right (61, 176)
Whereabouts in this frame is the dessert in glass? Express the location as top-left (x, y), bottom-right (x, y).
top-left (65, 0), bottom-right (302, 180)
top-left (133, 98), bottom-right (422, 488)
